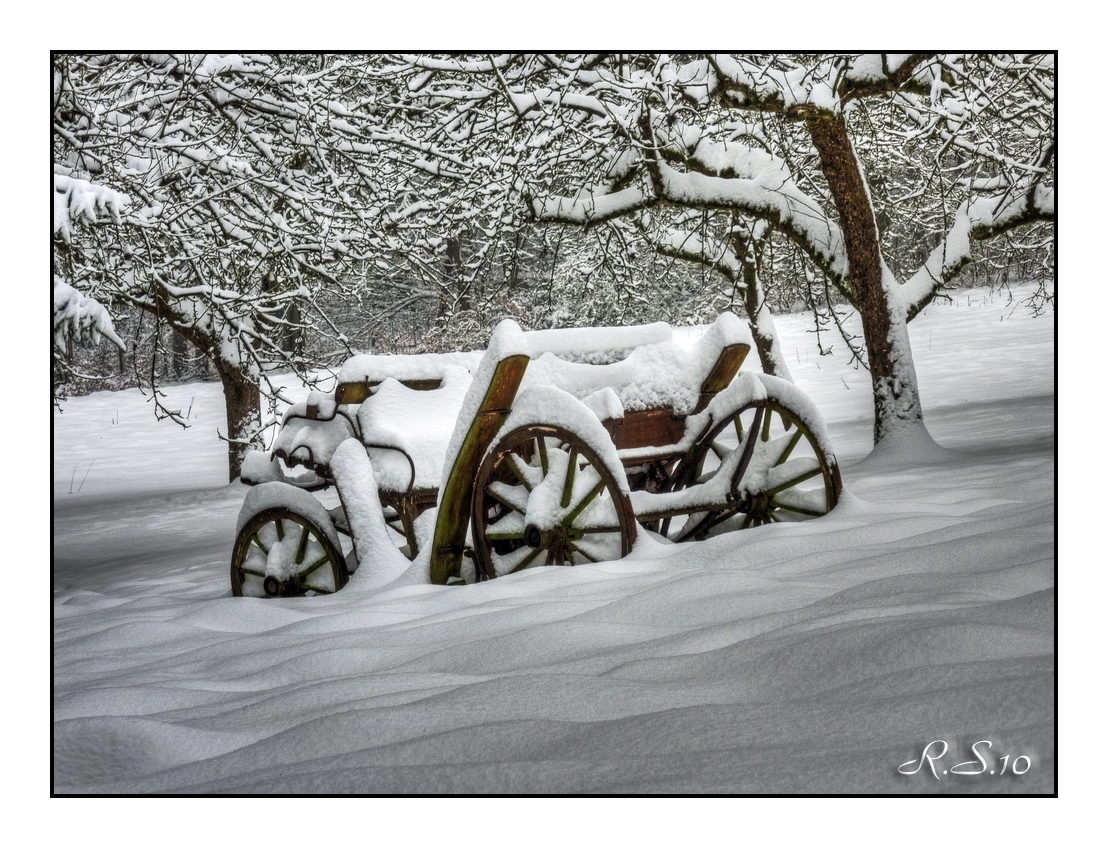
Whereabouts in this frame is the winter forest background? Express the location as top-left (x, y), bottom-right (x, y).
top-left (53, 53), bottom-right (1055, 479)
top-left (38, 37), bottom-right (1085, 830)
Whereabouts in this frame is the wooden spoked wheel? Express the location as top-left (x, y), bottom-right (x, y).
top-left (669, 398), bottom-right (841, 542)
top-left (231, 507), bottom-right (349, 597)
top-left (471, 424), bottom-right (637, 581)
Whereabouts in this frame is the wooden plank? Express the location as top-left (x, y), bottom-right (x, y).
top-left (429, 353), bottom-right (530, 584)
top-left (335, 378), bottom-right (443, 405)
top-left (611, 408), bottom-right (687, 451)
top-left (693, 342), bottom-right (751, 412)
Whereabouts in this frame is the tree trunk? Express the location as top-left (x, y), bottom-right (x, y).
top-left (214, 359), bottom-right (262, 482)
top-left (737, 236), bottom-right (793, 382)
top-left (508, 230), bottom-right (523, 290)
top-left (171, 328), bottom-right (188, 379)
top-left (445, 236), bottom-right (471, 311)
top-left (282, 301), bottom-right (303, 357)
top-left (806, 111), bottom-right (924, 445)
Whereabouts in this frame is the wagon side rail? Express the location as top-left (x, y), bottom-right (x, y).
top-left (610, 343), bottom-right (753, 457)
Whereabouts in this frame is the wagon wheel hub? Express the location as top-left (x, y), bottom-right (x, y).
top-left (520, 523), bottom-right (571, 563)
top-left (263, 574), bottom-right (301, 597)
top-left (524, 523), bottom-right (572, 554)
top-left (747, 491), bottom-right (773, 520)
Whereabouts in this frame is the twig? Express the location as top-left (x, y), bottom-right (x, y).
top-left (77, 459), bottom-right (95, 493)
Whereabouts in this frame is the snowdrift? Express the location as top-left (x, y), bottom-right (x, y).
top-left (53, 286), bottom-right (1055, 794)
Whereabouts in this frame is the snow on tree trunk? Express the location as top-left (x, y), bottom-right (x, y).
top-left (214, 359), bottom-right (263, 483)
top-left (741, 254), bottom-right (793, 383)
top-left (806, 111), bottom-right (923, 444)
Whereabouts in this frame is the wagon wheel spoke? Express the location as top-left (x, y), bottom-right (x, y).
top-left (575, 525), bottom-right (624, 535)
top-left (774, 429), bottom-right (804, 467)
top-left (299, 553), bottom-right (334, 579)
top-left (565, 478), bottom-right (607, 525)
top-left (537, 437), bottom-right (549, 475)
top-left (507, 545), bottom-right (546, 575)
top-left (687, 508), bottom-right (734, 540)
top-left (709, 506), bottom-right (743, 533)
top-left (733, 419), bottom-right (759, 465)
top-left (487, 480), bottom-right (529, 514)
top-left (507, 453), bottom-right (536, 491)
top-left (239, 565), bottom-right (266, 579)
top-left (295, 525), bottom-right (310, 564)
top-left (250, 532), bottom-right (270, 556)
top-left (670, 514), bottom-right (703, 543)
top-left (561, 446), bottom-right (578, 508)
top-left (568, 541), bottom-right (600, 563)
top-left (771, 500), bottom-right (826, 517)
top-left (758, 432), bottom-right (804, 470)
top-left (485, 506), bottom-right (525, 538)
top-left (673, 506), bottom-right (731, 542)
top-left (767, 463), bottom-right (823, 496)
top-left (484, 529), bottom-right (526, 541)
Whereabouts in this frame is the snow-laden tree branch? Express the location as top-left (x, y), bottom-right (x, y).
top-left (53, 175), bottom-right (130, 242)
top-left (901, 181), bottom-right (1055, 320)
top-left (53, 277), bottom-right (124, 350)
top-left (707, 54), bottom-right (935, 117)
top-left (52, 173), bottom-right (129, 405)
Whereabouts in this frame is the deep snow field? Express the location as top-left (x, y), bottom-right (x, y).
top-left (53, 285), bottom-right (1057, 799)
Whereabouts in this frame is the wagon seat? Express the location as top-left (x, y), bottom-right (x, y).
top-left (519, 313), bottom-right (754, 461)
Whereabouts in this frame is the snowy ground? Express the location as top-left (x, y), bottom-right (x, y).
top-left (53, 286), bottom-right (1056, 796)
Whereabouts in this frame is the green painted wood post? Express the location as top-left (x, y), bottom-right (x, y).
top-left (429, 353), bottom-right (531, 584)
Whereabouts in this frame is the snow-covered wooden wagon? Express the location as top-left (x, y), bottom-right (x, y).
top-left (231, 315), bottom-right (842, 597)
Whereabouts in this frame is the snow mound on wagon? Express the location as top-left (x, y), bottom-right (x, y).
top-left (520, 312), bottom-right (753, 415)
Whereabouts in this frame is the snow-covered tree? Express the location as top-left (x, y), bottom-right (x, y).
top-left (372, 53), bottom-right (1055, 447)
top-left (53, 173), bottom-right (128, 403)
top-left (52, 53), bottom-right (410, 479)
